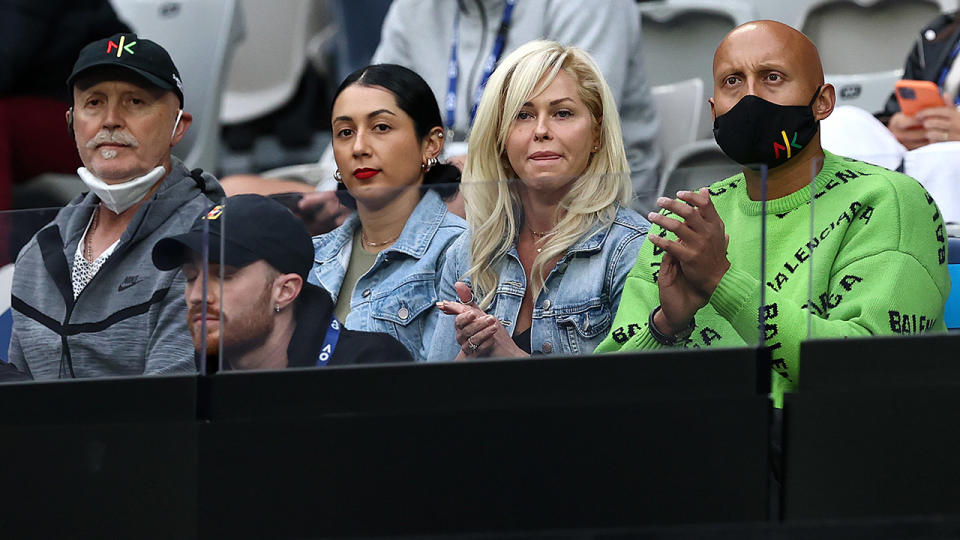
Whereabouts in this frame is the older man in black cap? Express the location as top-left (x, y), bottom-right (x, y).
top-left (153, 194), bottom-right (411, 369)
top-left (8, 33), bottom-right (223, 379)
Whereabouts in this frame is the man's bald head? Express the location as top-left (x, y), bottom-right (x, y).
top-left (710, 19), bottom-right (834, 123)
top-left (714, 20), bottom-right (824, 93)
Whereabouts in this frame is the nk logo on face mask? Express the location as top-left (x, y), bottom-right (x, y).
top-left (106, 35), bottom-right (137, 57)
top-left (713, 85), bottom-right (822, 169)
top-left (773, 130), bottom-right (804, 160)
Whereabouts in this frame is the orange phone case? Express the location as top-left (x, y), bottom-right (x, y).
top-left (895, 80), bottom-right (945, 116)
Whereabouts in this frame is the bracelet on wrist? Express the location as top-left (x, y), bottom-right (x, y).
top-left (648, 306), bottom-right (695, 346)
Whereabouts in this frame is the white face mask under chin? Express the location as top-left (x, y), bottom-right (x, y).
top-left (77, 165), bottom-right (166, 214)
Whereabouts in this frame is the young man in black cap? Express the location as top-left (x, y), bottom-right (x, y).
top-left (8, 33), bottom-right (223, 378)
top-left (153, 194), bottom-right (411, 369)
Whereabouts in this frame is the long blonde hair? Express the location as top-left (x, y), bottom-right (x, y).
top-left (462, 40), bottom-right (632, 309)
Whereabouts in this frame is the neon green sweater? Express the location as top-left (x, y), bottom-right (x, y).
top-left (596, 151), bottom-right (950, 405)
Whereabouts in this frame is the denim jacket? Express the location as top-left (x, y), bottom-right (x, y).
top-left (427, 206), bottom-right (649, 361)
top-left (309, 190), bottom-right (466, 362)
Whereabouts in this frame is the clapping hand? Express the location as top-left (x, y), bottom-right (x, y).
top-left (646, 188), bottom-right (730, 335)
top-left (436, 282), bottom-right (526, 359)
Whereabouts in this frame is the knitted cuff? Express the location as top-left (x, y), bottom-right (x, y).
top-left (708, 266), bottom-right (759, 321)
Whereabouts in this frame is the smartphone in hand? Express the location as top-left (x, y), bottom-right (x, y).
top-left (895, 80), bottom-right (945, 116)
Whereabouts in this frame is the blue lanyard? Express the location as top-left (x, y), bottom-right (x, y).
top-left (936, 38), bottom-right (960, 106)
top-left (314, 316), bottom-right (341, 367)
top-left (445, 0), bottom-right (516, 133)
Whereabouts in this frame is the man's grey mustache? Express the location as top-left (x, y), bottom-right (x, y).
top-left (85, 130), bottom-right (139, 149)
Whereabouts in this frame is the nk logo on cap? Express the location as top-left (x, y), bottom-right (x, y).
top-left (106, 35), bottom-right (137, 57)
top-left (773, 130), bottom-right (803, 160)
top-left (204, 205), bottom-right (224, 220)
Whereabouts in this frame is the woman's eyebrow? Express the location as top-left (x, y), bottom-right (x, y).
top-left (333, 109), bottom-right (397, 123)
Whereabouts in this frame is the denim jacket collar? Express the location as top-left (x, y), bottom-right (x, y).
top-left (313, 189), bottom-right (450, 265)
top-left (567, 215), bottom-right (615, 255)
top-left (314, 213), bottom-right (359, 265)
top-left (505, 208), bottom-right (620, 263)
top-left (384, 189), bottom-right (449, 258)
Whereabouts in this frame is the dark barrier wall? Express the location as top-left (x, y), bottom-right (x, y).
top-left (3, 333), bottom-right (960, 538)
top-left (0, 348), bottom-right (770, 539)
top-left (783, 334), bottom-right (960, 520)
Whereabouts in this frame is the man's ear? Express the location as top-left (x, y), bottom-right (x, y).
top-left (66, 107), bottom-right (74, 136)
top-left (274, 273), bottom-right (303, 311)
top-left (171, 110), bottom-right (193, 147)
top-left (708, 97), bottom-right (716, 121)
top-left (813, 84), bottom-right (836, 122)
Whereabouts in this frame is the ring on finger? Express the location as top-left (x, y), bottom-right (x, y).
top-left (467, 337), bottom-right (480, 352)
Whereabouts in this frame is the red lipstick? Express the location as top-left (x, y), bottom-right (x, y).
top-left (353, 168), bottom-right (380, 180)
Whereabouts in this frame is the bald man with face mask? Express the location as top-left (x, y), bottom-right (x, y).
top-left (597, 21), bottom-right (950, 406)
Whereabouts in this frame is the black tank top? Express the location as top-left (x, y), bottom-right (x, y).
top-left (511, 327), bottom-right (531, 354)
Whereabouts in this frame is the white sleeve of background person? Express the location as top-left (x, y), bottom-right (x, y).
top-left (821, 105), bottom-right (905, 170)
top-left (904, 142), bottom-right (960, 226)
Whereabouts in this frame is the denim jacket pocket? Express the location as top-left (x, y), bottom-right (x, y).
top-left (557, 304), bottom-right (613, 354)
top-left (371, 281), bottom-right (434, 325)
top-left (558, 304), bottom-right (612, 338)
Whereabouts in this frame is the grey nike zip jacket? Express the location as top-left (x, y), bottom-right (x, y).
top-left (9, 158), bottom-right (223, 379)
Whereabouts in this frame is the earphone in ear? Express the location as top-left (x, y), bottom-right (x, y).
top-left (170, 109), bottom-right (183, 140)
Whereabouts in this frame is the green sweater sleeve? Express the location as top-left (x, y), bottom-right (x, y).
top-left (594, 270), bottom-right (665, 353)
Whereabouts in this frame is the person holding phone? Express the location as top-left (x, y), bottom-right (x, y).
top-left (821, 11), bottom-right (960, 225)
top-left (883, 12), bottom-right (960, 149)
top-left (890, 98), bottom-right (958, 147)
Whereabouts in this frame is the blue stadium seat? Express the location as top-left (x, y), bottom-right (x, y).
top-left (946, 237), bottom-right (960, 330)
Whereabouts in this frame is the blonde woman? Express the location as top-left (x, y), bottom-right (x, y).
top-left (427, 41), bottom-right (649, 361)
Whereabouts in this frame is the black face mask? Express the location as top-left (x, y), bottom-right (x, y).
top-left (712, 86), bottom-right (822, 169)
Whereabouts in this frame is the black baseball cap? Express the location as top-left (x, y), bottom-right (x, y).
top-left (152, 194), bottom-right (315, 279)
top-left (67, 33), bottom-right (184, 107)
